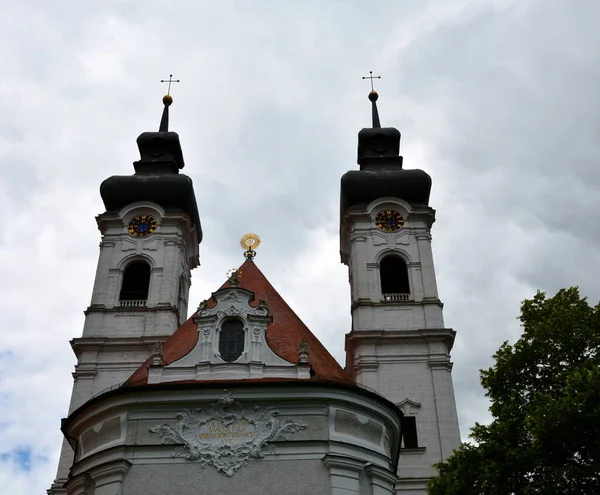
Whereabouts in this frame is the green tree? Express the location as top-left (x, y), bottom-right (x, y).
top-left (428, 287), bottom-right (600, 495)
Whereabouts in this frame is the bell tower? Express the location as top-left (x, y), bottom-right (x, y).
top-left (341, 89), bottom-right (460, 493)
top-left (48, 93), bottom-right (202, 494)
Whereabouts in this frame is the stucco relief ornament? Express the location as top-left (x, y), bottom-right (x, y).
top-left (226, 268), bottom-right (242, 287)
top-left (149, 391), bottom-right (306, 476)
top-left (218, 304), bottom-right (240, 317)
top-left (197, 299), bottom-right (210, 317)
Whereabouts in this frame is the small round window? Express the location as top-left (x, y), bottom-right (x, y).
top-left (219, 319), bottom-right (245, 362)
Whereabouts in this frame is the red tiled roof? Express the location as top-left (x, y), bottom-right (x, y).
top-left (125, 259), bottom-right (354, 387)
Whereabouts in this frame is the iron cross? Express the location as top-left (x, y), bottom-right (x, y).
top-left (160, 74), bottom-right (180, 95)
top-left (362, 71), bottom-right (381, 91)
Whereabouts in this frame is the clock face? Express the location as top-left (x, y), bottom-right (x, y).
top-left (128, 214), bottom-right (157, 237)
top-left (375, 209), bottom-right (404, 232)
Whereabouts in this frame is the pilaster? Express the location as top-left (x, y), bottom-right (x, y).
top-left (365, 463), bottom-right (399, 495)
top-left (349, 234), bottom-right (369, 302)
top-left (429, 360), bottom-right (461, 458)
top-left (323, 455), bottom-right (365, 494)
top-left (63, 472), bottom-right (90, 495)
top-left (89, 460), bottom-right (131, 495)
top-left (415, 231), bottom-right (439, 300)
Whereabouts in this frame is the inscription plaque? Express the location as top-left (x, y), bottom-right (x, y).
top-left (198, 419), bottom-right (257, 446)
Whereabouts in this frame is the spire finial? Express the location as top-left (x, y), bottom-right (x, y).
top-left (362, 70), bottom-right (381, 91)
top-left (240, 233), bottom-right (261, 260)
top-left (362, 71), bottom-right (381, 128)
top-left (161, 74), bottom-right (180, 96)
top-left (159, 74), bottom-right (180, 131)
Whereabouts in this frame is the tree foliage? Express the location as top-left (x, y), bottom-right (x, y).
top-left (428, 287), bottom-right (600, 495)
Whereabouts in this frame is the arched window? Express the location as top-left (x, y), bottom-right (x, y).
top-left (380, 255), bottom-right (410, 300)
top-left (119, 261), bottom-right (151, 304)
top-left (219, 319), bottom-right (245, 362)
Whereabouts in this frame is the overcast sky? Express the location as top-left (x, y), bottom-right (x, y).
top-left (1, 0), bottom-right (599, 492)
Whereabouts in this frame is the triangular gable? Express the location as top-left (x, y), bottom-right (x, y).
top-left (125, 259), bottom-right (353, 387)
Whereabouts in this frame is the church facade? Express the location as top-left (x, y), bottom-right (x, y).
top-left (48, 90), bottom-right (460, 495)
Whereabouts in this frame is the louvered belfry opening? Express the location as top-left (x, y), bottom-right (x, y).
top-left (380, 255), bottom-right (410, 297)
top-left (219, 318), bottom-right (245, 362)
top-left (119, 261), bottom-right (151, 305)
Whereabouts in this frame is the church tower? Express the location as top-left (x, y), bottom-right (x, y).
top-left (341, 89), bottom-right (461, 493)
top-left (48, 94), bottom-right (202, 494)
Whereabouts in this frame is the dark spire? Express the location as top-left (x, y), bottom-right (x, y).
top-left (159, 94), bottom-right (172, 132)
top-left (99, 80), bottom-right (202, 243)
top-left (340, 77), bottom-right (432, 219)
top-left (133, 93), bottom-right (184, 174)
top-left (362, 71), bottom-right (382, 128)
top-left (340, 73), bottom-right (431, 222)
top-left (369, 90), bottom-right (381, 128)
top-left (158, 74), bottom-right (179, 131)
top-left (357, 89), bottom-right (402, 169)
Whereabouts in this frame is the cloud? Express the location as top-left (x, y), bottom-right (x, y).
top-left (1, 0), bottom-right (599, 491)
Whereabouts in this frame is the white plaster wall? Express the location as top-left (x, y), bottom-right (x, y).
top-left (60, 386), bottom-right (401, 495)
top-left (123, 461), bottom-right (330, 495)
top-left (88, 203), bottom-right (196, 315)
top-left (341, 198), bottom-right (461, 494)
top-left (348, 333), bottom-right (461, 489)
top-left (343, 199), bottom-right (444, 332)
top-left (50, 201), bottom-right (200, 491)
top-left (76, 201), bottom-right (198, 397)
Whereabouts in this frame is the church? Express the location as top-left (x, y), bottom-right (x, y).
top-left (48, 84), bottom-right (461, 495)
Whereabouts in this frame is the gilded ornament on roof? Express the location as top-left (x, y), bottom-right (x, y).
top-left (240, 233), bottom-right (260, 259)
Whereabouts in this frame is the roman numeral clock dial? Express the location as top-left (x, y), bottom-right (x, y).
top-left (128, 214), bottom-right (158, 237)
top-left (375, 209), bottom-right (404, 232)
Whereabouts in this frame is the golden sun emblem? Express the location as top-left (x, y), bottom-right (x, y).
top-left (240, 233), bottom-right (261, 259)
top-left (240, 233), bottom-right (261, 250)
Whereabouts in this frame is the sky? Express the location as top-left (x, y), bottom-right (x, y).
top-left (0, 0), bottom-right (599, 492)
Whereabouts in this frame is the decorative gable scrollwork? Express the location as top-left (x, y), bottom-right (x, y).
top-left (154, 287), bottom-right (306, 381)
top-left (197, 289), bottom-right (269, 319)
top-left (193, 289), bottom-right (271, 364)
top-left (218, 304), bottom-right (242, 318)
top-left (149, 391), bottom-right (306, 476)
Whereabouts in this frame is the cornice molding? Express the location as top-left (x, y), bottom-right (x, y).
top-left (428, 360), bottom-right (454, 372)
top-left (71, 336), bottom-right (166, 357)
top-left (345, 327), bottom-right (456, 350)
top-left (84, 304), bottom-right (178, 316)
top-left (399, 447), bottom-right (427, 455)
top-left (350, 298), bottom-right (443, 310)
top-left (353, 360), bottom-right (379, 372)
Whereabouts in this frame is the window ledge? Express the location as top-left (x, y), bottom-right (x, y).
top-left (400, 447), bottom-right (426, 455)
